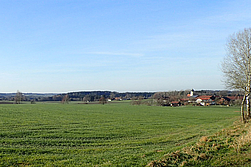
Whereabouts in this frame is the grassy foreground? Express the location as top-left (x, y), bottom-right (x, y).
top-left (148, 120), bottom-right (251, 167)
top-left (0, 103), bottom-right (239, 166)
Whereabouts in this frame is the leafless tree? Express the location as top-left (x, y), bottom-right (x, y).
top-left (109, 93), bottom-right (115, 100)
top-left (61, 94), bottom-right (69, 104)
top-left (83, 95), bottom-right (90, 102)
top-left (15, 90), bottom-right (23, 104)
top-left (221, 28), bottom-right (251, 122)
top-left (99, 95), bottom-right (107, 105)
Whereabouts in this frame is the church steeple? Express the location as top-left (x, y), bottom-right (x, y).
top-left (190, 89), bottom-right (194, 97)
top-left (187, 89), bottom-right (195, 97)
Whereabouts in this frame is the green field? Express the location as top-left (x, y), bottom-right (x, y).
top-left (0, 103), bottom-right (239, 166)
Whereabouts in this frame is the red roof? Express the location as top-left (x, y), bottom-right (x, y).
top-left (227, 96), bottom-right (243, 100)
top-left (171, 101), bottom-right (180, 104)
top-left (196, 96), bottom-right (212, 100)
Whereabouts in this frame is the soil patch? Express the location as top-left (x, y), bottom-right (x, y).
top-left (0, 102), bottom-right (14, 104)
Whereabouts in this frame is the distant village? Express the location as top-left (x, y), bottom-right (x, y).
top-left (153, 89), bottom-right (243, 107)
top-left (0, 89), bottom-right (243, 106)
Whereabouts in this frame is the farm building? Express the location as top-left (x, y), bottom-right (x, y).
top-left (170, 101), bottom-right (181, 107)
top-left (196, 95), bottom-right (214, 106)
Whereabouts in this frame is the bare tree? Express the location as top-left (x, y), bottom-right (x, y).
top-left (83, 95), bottom-right (91, 102)
top-left (15, 90), bottom-right (23, 104)
top-left (61, 94), bottom-right (69, 104)
top-left (99, 95), bottom-right (107, 105)
top-left (221, 28), bottom-right (251, 122)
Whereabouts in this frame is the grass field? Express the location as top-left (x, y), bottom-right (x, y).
top-left (0, 103), bottom-right (240, 166)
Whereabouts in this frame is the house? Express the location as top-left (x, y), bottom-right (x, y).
top-left (227, 96), bottom-right (243, 101)
top-left (180, 98), bottom-right (189, 105)
top-left (217, 97), bottom-right (231, 105)
top-left (196, 95), bottom-right (214, 101)
top-left (115, 97), bottom-right (122, 101)
top-left (214, 96), bottom-right (243, 105)
top-left (171, 101), bottom-right (181, 107)
top-left (196, 95), bottom-right (214, 106)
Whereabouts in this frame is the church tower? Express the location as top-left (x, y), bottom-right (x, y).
top-left (190, 89), bottom-right (194, 97)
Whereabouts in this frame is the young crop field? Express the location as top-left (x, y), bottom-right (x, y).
top-left (0, 103), bottom-right (240, 166)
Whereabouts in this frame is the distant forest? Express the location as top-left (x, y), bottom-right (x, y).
top-left (0, 90), bottom-right (244, 102)
top-left (0, 91), bottom-right (154, 102)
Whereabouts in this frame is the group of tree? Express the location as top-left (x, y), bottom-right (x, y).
top-left (67, 91), bottom-right (154, 101)
top-left (0, 91), bottom-right (154, 103)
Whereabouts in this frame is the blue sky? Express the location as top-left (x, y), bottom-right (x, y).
top-left (0, 0), bottom-right (250, 93)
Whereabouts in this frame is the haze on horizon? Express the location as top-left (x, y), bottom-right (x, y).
top-left (0, 0), bottom-right (250, 93)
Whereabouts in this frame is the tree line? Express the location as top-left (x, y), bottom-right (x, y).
top-left (0, 91), bottom-right (155, 102)
top-left (0, 90), bottom-right (243, 103)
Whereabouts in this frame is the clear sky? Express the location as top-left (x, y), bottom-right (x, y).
top-left (0, 0), bottom-right (250, 93)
